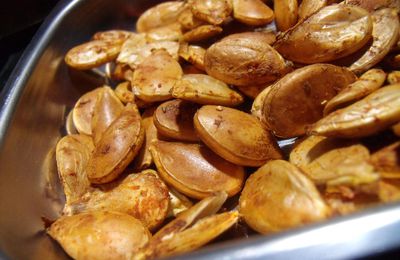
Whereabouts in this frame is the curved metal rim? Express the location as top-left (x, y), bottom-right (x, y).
top-left (172, 202), bottom-right (400, 259)
top-left (1, 0), bottom-right (400, 259)
top-left (0, 0), bottom-right (81, 148)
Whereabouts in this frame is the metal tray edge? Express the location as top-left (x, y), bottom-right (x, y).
top-left (2, 1), bottom-right (400, 259)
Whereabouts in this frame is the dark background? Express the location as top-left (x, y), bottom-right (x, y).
top-left (0, 0), bottom-right (60, 93)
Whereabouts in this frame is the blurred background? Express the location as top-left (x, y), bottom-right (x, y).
top-left (0, 0), bottom-right (60, 92)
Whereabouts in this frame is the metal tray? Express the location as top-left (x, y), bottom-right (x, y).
top-left (1, 0), bottom-right (400, 259)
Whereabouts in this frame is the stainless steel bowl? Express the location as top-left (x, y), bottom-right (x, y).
top-left (1, 1), bottom-right (400, 259)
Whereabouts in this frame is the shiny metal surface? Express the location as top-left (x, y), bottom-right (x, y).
top-left (174, 203), bottom-right (400, 259)
top-left (0, 0), bottom-right (159, 259)
top-left (0, 0), bottom-right (400, 259)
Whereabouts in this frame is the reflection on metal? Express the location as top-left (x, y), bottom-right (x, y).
top-left (173, 203), bottom-right (400, 259)
top-left (1, 0), bottom-right (400, 259)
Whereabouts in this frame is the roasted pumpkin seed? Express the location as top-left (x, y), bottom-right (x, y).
top-left (323, 69), bottom-right (386, 115)
top-left (308, 84), bottom-right (400, 138)
top-left (48, 211), bottom-right (151, 260)
top-left (86, 103), bottom-right (144, 184)
top-left (172, 74), bottom-right (244, 106)
top-left (194, 105), bottom-right (282, 166)
top-left (150, 140), bottom-right (245, 199)
top-left (274, 5), bottom-right (373, 64)
top-left (153, 99), bottom-right (199, 141)
top-left (239, 160), bottom-right (331, 234)
top-left (263, 64), bottom-right (356, 138)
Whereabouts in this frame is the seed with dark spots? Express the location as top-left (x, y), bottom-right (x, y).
top-left (101, 144), bottom-right (111, 154)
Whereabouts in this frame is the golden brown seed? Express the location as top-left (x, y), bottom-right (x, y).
top-left (68, 171), bottom-right (170, 231)
top-left (150, 140), bottom-right (245, 199)
top-left (178, 7), bottom-right (206, 30)
top-left (274, 0), bottom-right (298, 31)
top-left (289, 135), bottom-right (355, 169)
top-left (378, 180), bottom-right (400, 203)
top-left (298, 0), bottom-right (327, 20)
top-left (137, 192), bottom-right (229, 258)
top-left (323, 68), bottom-right (386, 115)
top-left (232, 0), bottom-right (274, 26)
top-left (72, 87), bottom-right (103, 135)
top-left (345, 0), bottom-right (400, 12)
top-left (182, 25), bottom-right (223, 42)
top-left (172, 74), bottom-right (244, 106)
top-left (308, 84), bottom-right (400, 138)
top-left (251, 85), bottom-right (272, 125)
top-left (194, 105), bottom-right (282, 166)
top-left (56, 134), bottom-right (94, 205)
top-left (153, 191), bottom-right (228, 241)
top-left (133, 107), bottom-right (158, 171)
top-left (222, 31), bottom-right (277, 45)
top-left (167, 187), bottom-right (193, 217)
top-left (387, 71), bottom-right (400, 85)
top-left (48, 211), bottom-right (151, 260)
top-left (178, 43), bottom-right (206, 71)
top-left (274, 5), bottom-right (373, 64)
top-left (116, 33), bottom-right (147, 68)
top-left (91, 87), bottom-right (124, 144)
top-left (263, 64), bottom-right (356, 138)
top-left (111, 63), bottom-right (134, 81)
top-left (323, 191), bottom-right (379, 216)
top-left (191, 0), bottom-right (232, 25)
top-left (239, 160), bottom-right (331, 234)
top-left (86, 103), bottom-right (144, 184)
top-left (114, 81), bottom-right (135, 104)
top-left (65, 40), bottom-right (121, 70)
top-left (349, 8), bottom-right (400, 74)
top-left (302, 144), bottom-right (379, 187)
top-left (370, 141), bottom-right (400, 179)
top-left (141, 211), bottom-right (239, 259)
top-left (132, 49), bottom-right (183, 102)
top-left (205, 33), bottom-right (290, 86)
top-left (136, 1), bottom-right (186, 32)
top-left (117, 35), bottom-right (180, 69)
top-left (92, 30), bottom-right (134, 44)
top-left (145, 22), bottom-right (183, 42)
top-left (153, 99), bottom-right (200, 142)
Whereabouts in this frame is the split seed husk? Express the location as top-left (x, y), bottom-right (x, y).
top-left (86, 103), bottom-right (144, 184)
top-left (68, 170), bottom-right (170, 231)
top-left (308, 84), bottom-right (400, 138)
top-left (153, 99), bottom-right (200, 141)
top-left (274, 0), bottom-right (298, 31)
top-left (73, 87), bottom-right (103, 135)
top-left (56, 134), bottom-right (94, 205)
top-left (150, 140), bottom-right (245, 199)
top-left (232, 0), bottom-right (274, 26)
top-left (239, 160), bottom-right (331, 234)
top-left (349, 8), bottom-right (400, 74)
top-left (194, 105), bottom-right (282, 166)
top-left (172, 74), bottom-right (244, 106)
top-left (323, 68), bottom-right (386, 115)
top-left (274, 4), bottom-right (373, 64)
top-left (262, 64), bottom-right (356, 138)
top-left (48, 211), bottom-right (151, 260)
top-left (136, 1), bottom-right (186, 32)
top-left (91, 87), bottom-right (124, 144)
top-left (205, 33), bottom-right (290, 86)
top-left (132, 49), bottom-right (183, 102)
